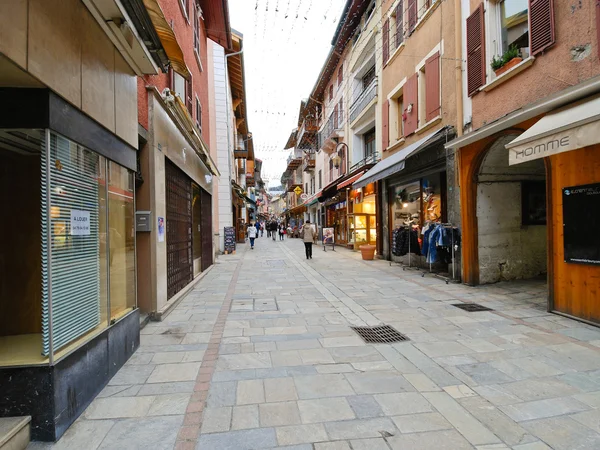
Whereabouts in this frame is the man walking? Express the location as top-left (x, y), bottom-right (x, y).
top-left (302, 220), bottom-right (317, 259)
top-left (248, 222), bottom-right (257, 249)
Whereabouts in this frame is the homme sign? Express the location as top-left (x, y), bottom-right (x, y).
top-left (506, 95), bottom-right (600, 165)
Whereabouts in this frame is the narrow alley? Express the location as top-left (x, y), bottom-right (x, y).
top-left (32, 237), bottom-right (600, 450)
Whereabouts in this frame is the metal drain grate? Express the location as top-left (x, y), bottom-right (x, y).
top-left (452, 303), bottom-right (494, 312)
top-left (351, 325), bottom-right (409, 343)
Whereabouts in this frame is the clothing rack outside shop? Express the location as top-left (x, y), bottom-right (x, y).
top-left (389, 223), bottom-right (422, 272)
top-left (422, 222), bottom-right (459, 285)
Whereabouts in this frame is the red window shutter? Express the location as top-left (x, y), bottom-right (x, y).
top-left (329, 85), bottom-right (333, 101)
top-left (529, 0), bottom-right (555, 56)
top-left (466, 4), bottom-right (485, 97)
top-left (338, 65), bottom-right (343, 86)
top-left (383, 18), bottom-right (390, 63)
top-left (408, 0), bottom-right (418, 32)
top-left (425, 52), bottom-right (441, 122)
top-left (597, 0), bottom-right (600, 58)
top-left (382, 99), bottom-right (389, 150)
top-left (403, 73), bottom-right (418, 136)
top-left (396, 1), bottom-right (404, 47)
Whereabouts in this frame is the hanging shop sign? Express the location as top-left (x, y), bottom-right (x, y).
top-left (300, 193), bottom-right (309, 201)
top-left (70, 210), bottom-right (90, 236)
top-left (294, 186), bottom-right (303, 196)
top-left (563, 182), bottom-right (600, 265)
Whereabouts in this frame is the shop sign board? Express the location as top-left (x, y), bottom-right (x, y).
top-left (323, 227), bottom-right (334, 244)
top-left (70, 210), bottom-right (90, 235)
top-left (294, 186), bottom-right (303, 195)
top-left (224, 226), bottom-right (236, 253)
top-left (300, 193), bottom-right (309, 201)
top-left (563, 182), bottom-right (600, 265)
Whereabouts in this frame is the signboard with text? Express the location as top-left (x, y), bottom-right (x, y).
top-left (70, 210), bottom-right (90, 236)
top-left (563, 183), bottom-right (600, 265)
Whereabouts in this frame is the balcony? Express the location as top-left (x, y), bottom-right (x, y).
top-left (296, 118), bottom-right (319, 150)
top-left (350, 152), bottom-right (379, 173)
top-left (234, 147), bottom-right (248, 159)
top-left (349, 79), bottom-right (378, 125)
top-left (286, 181), bottom-right (302, 193)
top-left (246, 173), bottom-right (256, 187)
top-left (285, 155), bottom-right (302, 172)
top-left (318, 107), bottom-right (345, 154)
top-left (302, 154), bottom-right (315, 172)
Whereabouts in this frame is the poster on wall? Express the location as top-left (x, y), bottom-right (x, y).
top-left (563, 183), bottom-right (600, 265)
top-left (158, 217), bottom-right (165, 242)
top-left (70, 210), bottom-right (90, 236)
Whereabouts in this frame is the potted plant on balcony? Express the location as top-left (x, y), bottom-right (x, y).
top-left (491, 45), bottom-right (522, 77)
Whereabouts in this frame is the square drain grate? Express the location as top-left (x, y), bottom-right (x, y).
top-left (351, 325), bottom-right (409, 343)
top-left (452, 303), bottom-right (494, 312)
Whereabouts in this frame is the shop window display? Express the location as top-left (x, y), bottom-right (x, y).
top-left (0, 130), bottom-right (135, 366)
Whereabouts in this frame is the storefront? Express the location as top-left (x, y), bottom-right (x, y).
top-left (450, 93), bottom-right (600, 325)
top-left (347, 183), bottom-right (377, 250)
top-left (325, 191), bottom-right (348, 245)
top-left (136, 90), bottom-right (216, 319)
top-left (354, 127), bottom-right (456, 264)
top-left (0, 90), bottom-right (139, 441)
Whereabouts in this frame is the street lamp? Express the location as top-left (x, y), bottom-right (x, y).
top-left (333, 142), bottom-right (348, 169)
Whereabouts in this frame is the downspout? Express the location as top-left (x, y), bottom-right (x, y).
top-left (454, 0), bottom-right (463, 137)
top-left (225, 43), bottom-right (243, 188)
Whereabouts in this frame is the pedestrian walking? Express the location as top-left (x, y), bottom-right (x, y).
top-left (247, 222), bottom-right (257, 249)
top-left (279, 224), bottom-right (285, 241)
top-left (260, 221), bottom-right (264, 237)
top-left (271, 221), bottom-right (277, 241)
top-left (302, 220), bottom-right (317, 259)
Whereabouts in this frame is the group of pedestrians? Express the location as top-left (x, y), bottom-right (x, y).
top-left (246, 218), bottom-right (317, 259)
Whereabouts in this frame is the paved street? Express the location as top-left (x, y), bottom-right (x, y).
top-left (32, 237), bottom-right (600, 450)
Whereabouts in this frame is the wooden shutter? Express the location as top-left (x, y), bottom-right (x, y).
top-left (382, 99), bottom-right (389, 150)
top-left (466, 4), bottom-right (485, 96)
top-left (425, 52), bottom-right (441, 122)
top-left (403, 73), bottom-right (418, 136)
top-left (408, 0), bottom-right (418, 32)
top-left (597, 0), bottom-right (600, 58)
top-left (529, 0), bottom-right (555, 56)
top-left (186, 76), bottom-right (193, 115)
top-left (338, 64), bottom-right (343, 86)
top-left (383, 18), bottom-right (390, 63)
top-left (396, 1), bottom-right (404, 47)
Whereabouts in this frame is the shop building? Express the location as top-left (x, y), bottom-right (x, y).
top-left (136, 0), bottom-right (230, 319)
top-left (0, 0), bottom-right (170, 440)
top-left (353, 0), bottom-right (461, 273)
top-left (446, 0), bottom-right (600, 324)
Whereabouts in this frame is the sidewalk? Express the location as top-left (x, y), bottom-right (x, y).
top-left (32, 236), bottom-right (600, 449)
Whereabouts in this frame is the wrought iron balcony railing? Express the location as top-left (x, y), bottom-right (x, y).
top-left (349, 79), bottom-right (378, 124)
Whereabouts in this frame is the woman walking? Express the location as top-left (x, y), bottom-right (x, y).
top-left (301, 220), bottom-right (317, 259)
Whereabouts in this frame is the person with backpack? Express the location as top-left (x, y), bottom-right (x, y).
top-left (247, 222), bottom-right (257, 249)
top-left (301, 220), bottom-right (317, 259)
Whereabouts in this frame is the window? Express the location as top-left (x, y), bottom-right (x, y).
top-left (196, 96), bottom-right (202, 134)
top-left (364, 1), bottom-right (376, 25)
top-left (498, 0), bottom-right (530, 59)
top-left (305, 183), bottom-right (308, 195)
top-left (467, 0), bottom-right (554, 93)
top-left (329, 158), bottom-right (334, 182)
top-left (395, 1), bottom-right (404, 48)
top-left (338, 98), bottom-right (344, 125)
top-left (333, 104), bottom-right (339, 129)
top-left (383, 18), bottom-right (390, 63)
top-left (329, 85), bottom-right (333, 102)
top-left (172, 71), bottom-right (186, 100)
top-left (362, 66), bottom-right (376, 89)
top-left (318, 170), bottom-right (322, 189)
top-left (180, 0), bottom-right (189, 20)
top-left (364, 128), bottom-right (376, 158)
top-left (338, 64), bottom-right (343, 87)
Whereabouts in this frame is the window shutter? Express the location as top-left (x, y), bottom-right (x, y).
top-left (382, 99), bottom-right (390, 150)
top-left (403, 73), bottom-right (418, 135)
top-left (338, 65), bottom-right (343, 86)
top-left (186, 76), bottom-right (193, 115)
top-left (597, 0), bottom-right (600, 58)
top-left (466, 4), bottom-right (485, 96)
top-left (383, 18), bottom-right (390, 63)
top-left (408, 0), bottom-right (418, 32)
top-left (396, 1), bottom-right (404, 47)
top-left (529, 0), bottom-right (555, 56)
top-left (425, 52), bottom-right (441, 122)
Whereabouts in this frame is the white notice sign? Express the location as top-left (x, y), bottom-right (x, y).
top-left (71, 210), bottom-right (90, 236)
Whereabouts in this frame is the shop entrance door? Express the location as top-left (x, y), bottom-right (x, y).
top-left (200, 188), bottom-right (213, 271)
top-left (165, 160), bottom-right (193, 300)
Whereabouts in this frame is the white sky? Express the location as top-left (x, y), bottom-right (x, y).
top-left (228, 0), bottom-right (347, 188)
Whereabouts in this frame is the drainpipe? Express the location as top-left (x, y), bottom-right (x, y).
top-left (455, 0), bottom-right (463, 137)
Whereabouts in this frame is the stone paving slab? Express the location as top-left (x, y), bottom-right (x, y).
top-left (33, 239), bottom-right (600, 449)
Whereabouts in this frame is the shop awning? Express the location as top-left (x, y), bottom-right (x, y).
top-left (505, 95), bottom-right (600, 165)
top-left (143, 0), bottom-right (192, 79)
top-left (337, 171), bottom-right (365, 189)
top-left (353, 127), bottom-right (448, 189)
